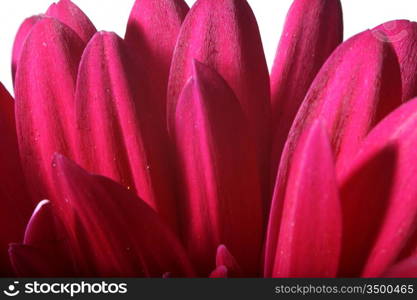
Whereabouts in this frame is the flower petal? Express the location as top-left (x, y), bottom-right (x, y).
top-left (14, 17), bottom-right (85, 203)
top-left (209, 266), bottom-right (228, 278)
top-left (46, 0), bottom-right (96, 43)
top-left (75, 31), bottom-right (179, 232)
top-left (215, 245), bottom-right (242, 277)
top-left (125, 0), bottom-right (189, 123)
top-left (0, 83), bottom-right (32, 275)
top-left (383, 256), bottom-right (417, 278)
top-left (174, 61), bottom-right (263, 276)
top-left (11, 15), bottom-right (42, 83)
top-left (51, 154), bottom-right (194, 277)
top-left (373, 20), bottom-right (417, 101)
top-left (270, 0), bottom-right (343, 182)
top-left (339, 98), bottom-right (417, 277)
top-left (167, 0), bottom-right (271, 201)
top-left (270, 121), bottom-right (341, 278)
top-left (9, 200), bottom-right (75, 277)
top-left (265, 31), bottom-right (402, 276)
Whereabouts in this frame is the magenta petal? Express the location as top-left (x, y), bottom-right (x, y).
top-left (269, 121), bottom-right (341, 278)
top-left (15, 17), bottom-right (85, 202)
top-left (373, 20), bottom-right (417, 101)
top-left (168, 0), bottom-right (271, 200)
top-left (339, 98), bottom-right (417, 277)
top-left (11, 15), bottom-right (42, 83)
top-left (270, 0), bottom-right (343, 181)
top-left (174, 61), bottom-right (263, 276)
top-left (52, 154), bottom-right (194, 277)
top-left (265, 31), bottom-right (402, 276)
top-left (75, 31), bottom-right (179, 232)
top-left (46, 0), bottom-right (96, 43)
top-left (216, 245), bottom-right (242, 277)
top-left (9, 200), bottom-right (75, 277)
top-left (209, 266), bottom-right (228, 278)
top-left (0, 83), bottom-right (32, 275)
top-left (383, 256), bottom-right (417, 278)
top-left (125, 0), bottom-right (189, 123)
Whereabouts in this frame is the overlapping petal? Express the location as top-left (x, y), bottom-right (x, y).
top-left (265, 30), bottom-right (402, 276)
top-left (269, 121), bottom-right (341, 278)
top-left (11, 15), bottom-right (42, 82)
top-left (270, 0), bottom-right (343, 181)
top-left (383, 256), bottom-right (417, 278)
top-left (125, 0), bottom-right (189, 123)
top-left (373, 20), bottom-right (417, 101)
top-left (46, 0), bottom-right (96, 43)
top-left (167, 0), bottom-right (271, 203)
top-left (9, 200), bottom-right (75, 277)
top-left (50, 154), bottom-right (194, 277)
top-left (173, 61), bottom-right (263, 276)
top-left (75, 31), bottom-right (179, 231)
top-left (14, 17), bottom-right (85, 203)
top-left (0, 84), bottom-right (32, 275)
top-left (339, 98), bottom-right (417, 277)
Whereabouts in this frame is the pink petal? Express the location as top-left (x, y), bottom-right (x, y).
top-left (0, 83), bottom-right (33, 275)
top-left (52, 154), bottom-right (194, 277)
top-left (216, 245), bottom-right (242, 277)
top-left (46, 0), bottom-right (96, 43)
top-left (167, 0), bottom-right (271, 202)
top-left (383, 256), bottom-right (417, 278)
top-left (265, 30), bottom-right (402, 276)
top-left (174, 61), bottom-right (263, 276)
top-left (11, 15), bottom-right (42, 83)
top-left (209, 266), bottom-right (228, 278)
top-left (339, 98), bottom-right (417, 277)
top-left (14, 17), bottom-right (85, 202)
top-left (270, 121), bottom-right (341, 278)
top-left (75, 31), bottom-right (179, 232)
top-left (270, 0), bottom-right (343, 183)
top-left (373, 20), bottom-right (417, 101)
top-left (9, 200), bottom-right (76, 277)
top-left (125, 0), bottom-right (189, 123)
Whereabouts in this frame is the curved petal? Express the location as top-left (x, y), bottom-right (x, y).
top-left (215, 245), bottom-right (242, 277)
top-left (9, 200), bottom-right (75, 277)
top-left (51, 154), bottom-right (194, 277)
top-left (270, 0), bottom-right (343, 182)
top-left (265, 30), bottom-right (402, 276)
top-left (14, 17), bottom-right (85, 202)
top-left (174, 61), bottom-right (263, 276)
top-left (383, 256), bottom-right (417, 278)
top-left (11, 15), bottom-right (42, 83)
top-left (75, 31), bottom-right (178, 232)
top-left (209, 266), bottom-right (228, 278)
top-left (373, 20), bottom-right (417, 101)
top-left (167, 0), bottom-right (271, 201)
top-left (0, 83), bottom-right (32, 275)
top-left (125, 0), bottom-right (189, 123)
top-left (339, 98), bottom-right (417, 277)
top-left (46, 0), bottom-right (96, 43)
top-left (270, 121), bottom-right (341, 278)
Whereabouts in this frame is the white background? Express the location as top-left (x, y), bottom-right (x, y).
top-left (0, 0), bottom-right (416, 93)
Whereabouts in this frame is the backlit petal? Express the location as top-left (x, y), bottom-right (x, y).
top-left (271, 121), bottom-right (341, 278)
top-left (174, 61), bottom-right (263, 276)
top-left (75, 31), bottom-right (178, 231)
top-left (270, 0), bottom-right (343, 182)
top-left (14, 17), bottom-right (85, 202)
top-left (125, 0), bottom-right (189, 123)
top-left (46, 0), bottom-right (96, 43)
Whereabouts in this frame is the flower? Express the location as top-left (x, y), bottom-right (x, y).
top-left (2, 0), bottom-right (417, 277)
